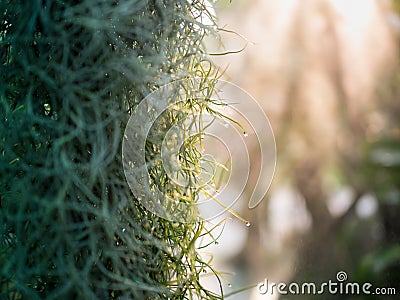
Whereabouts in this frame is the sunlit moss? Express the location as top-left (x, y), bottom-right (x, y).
top-left (0, 0), bottom-right (224, 299)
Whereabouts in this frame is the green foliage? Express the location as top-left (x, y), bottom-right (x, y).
top-left (358, 245), bottom-right (400, 280)
top-left (351, 29), bottom-right (400, 299)
top-left (393, 0), bottom-right (400, 15)
top-left (0, 0), bottom-right (223, 299)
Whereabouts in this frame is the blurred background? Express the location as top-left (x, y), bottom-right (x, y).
top-left (200, 0), bottom-right (400, 299)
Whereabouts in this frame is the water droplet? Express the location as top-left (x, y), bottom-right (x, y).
top-left (245, 222), bottom-right (251, 227)
top-left (243, 132), bottom-right (248, 137)
top-left (203, 269), bottom-right (207, 273)
top-left (224, 122), bottom-right (230, 128)
top-left (228, 283), bottom-right (232, 287)
top-left (122, 228), bottom-right (126, 232)
top-left (214, 241), bottom-right (219, 245)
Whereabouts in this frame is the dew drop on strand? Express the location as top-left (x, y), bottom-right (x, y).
top-left (245, 222), bottom-right (251, 227)
top-left (243, 131), bottom-right (248, 137)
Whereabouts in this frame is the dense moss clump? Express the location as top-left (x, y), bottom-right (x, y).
top-left (0, 0), bottom-right (222, 299)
